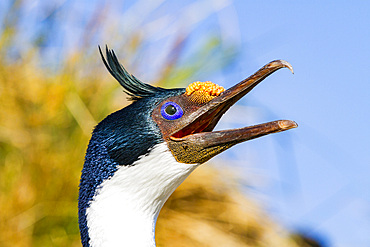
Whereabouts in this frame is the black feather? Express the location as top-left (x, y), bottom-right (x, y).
top-left (99, 45), bottom-right (167, 100)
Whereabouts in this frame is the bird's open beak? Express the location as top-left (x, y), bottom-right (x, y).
top-left (156, 60), bottom-right (297, 164)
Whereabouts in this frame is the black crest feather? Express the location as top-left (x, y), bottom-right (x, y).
top-left (99, 45), bottom-right (167, 100)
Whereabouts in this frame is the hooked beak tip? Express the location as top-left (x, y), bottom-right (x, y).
top-left (278, 60), bottom-right (294, 74)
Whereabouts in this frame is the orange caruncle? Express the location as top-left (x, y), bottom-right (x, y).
top-left (185, 81), bottom-right (225, 97)
top-left (185, 81), bottom-right (225, 104)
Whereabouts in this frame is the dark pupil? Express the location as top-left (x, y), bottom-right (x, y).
top-left (165, 105), bottom-right (177, 115)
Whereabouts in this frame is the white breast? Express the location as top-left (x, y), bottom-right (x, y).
top-left (86, 142), bottom-right (199, 247)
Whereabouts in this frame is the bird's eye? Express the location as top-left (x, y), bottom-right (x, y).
top-left (161, 102), bottom-right (183, 120)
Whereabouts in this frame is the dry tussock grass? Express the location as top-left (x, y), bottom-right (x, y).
top-left (157, 166), bottom-right (298, 247)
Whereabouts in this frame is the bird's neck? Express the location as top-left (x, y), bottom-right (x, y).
top-left (85, 143), bottom-right (198, 247)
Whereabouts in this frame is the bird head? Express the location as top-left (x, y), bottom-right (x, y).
top-left (99, 46), bottom-right (297, 166)
top-left (78, 46), bottom-right (297, 247)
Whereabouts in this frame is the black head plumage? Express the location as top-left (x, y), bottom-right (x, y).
top-left (79, 47), bottom-right (186, 246)
top-left (99, 45), bottom-right (167, 100)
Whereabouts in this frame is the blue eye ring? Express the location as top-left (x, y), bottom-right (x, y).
top-left (161, 102), bottom-right (183, 120)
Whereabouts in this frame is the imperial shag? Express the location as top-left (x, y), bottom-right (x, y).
top-left (78, 46), bottom-right (297, 247)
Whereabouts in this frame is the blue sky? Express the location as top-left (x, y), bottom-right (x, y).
top-left (224, 2), bottom-right (370, 246)
top-left (2, 1), bottom-right (369, 246)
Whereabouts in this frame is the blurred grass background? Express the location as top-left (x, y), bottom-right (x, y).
top-left (0, 1), bottom-right (319, 246)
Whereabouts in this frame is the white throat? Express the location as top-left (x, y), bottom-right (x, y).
top-left (86, 142), bottom-right (199, 247)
